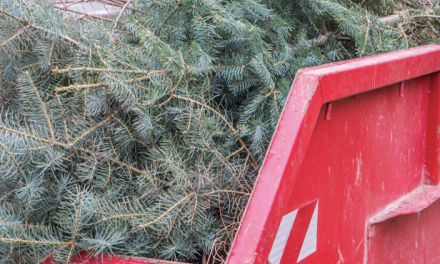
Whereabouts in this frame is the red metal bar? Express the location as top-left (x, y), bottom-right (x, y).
top-left (324, 103), bottom-right (332, 121)
top-left (425, 71), bottom-right (440, 185)
top-left (228, 72), bottom-right (323, 263)
top-left (369, 185), bottom-right (440, 225)
top-left (399, 81), bottom-right (405, 97)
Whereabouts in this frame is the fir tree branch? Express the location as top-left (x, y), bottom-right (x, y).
top-left (0, 220), bottom-right (47, 229)
top-left (171, 94), bottom-right (259, 170)
top-left (0, 237), bottom-right (71, 246)
top-left (114, 0), bottom-right (132, 30)
top-left (66, 191), bottom-right (83, 263)
top-left (37, 244), bottom-right (70, 264)
top-left (0, 142), bottom-right (21, 173)
top-left (80, 18), bottom-right (115, 46)
top-left (55, 82), bottom-right (107, 92)
top-left (242, 91), bottom-right (275, 122)
top-left (225, 146), bottom-right (245, 159)
top-left (38, 200), bottom-right (61, 216)
top-left (19, 0), bottom-right (32, 22)
top-left (71, 116), bottom-right (112, 145)
top-left (154, 4), bottom-right (181, 34)
top-left (198, 125), bottom-right (248, 192)
top-left (0, 8), bottom-right (22, 22)
top-left (361, 14), bottom-right (371, 55)
top-left (0, 125), bottom-right (51, 143)
top-left (31, 24), bottom-right (88, 49)
top-left (55, 75), bottom-right (151, 92)
top-left (103, 212), bottom-right (152, 221)
top-left (45, 153), bottom-right (63, 168)
top-left (90, 45), bottom-right (107, 69)
top-left (104, 74), bottom-right (142, 105)
top-left (53, 67), bottom-right (149, 75)
top-left (67, 146), bottom-right (159, 193)
top-left (150, 0), bottom-right (181, 7)
top-left (204, 189), bottom-right (250, 196)
top-left (0, 27), bottom-right (29, 49)
top-left (137, 193), bottom-right (193, 229)
top-left (20, 62), bottom-right (41, 71)
top-left (103, 160), bottom-right (112, 187)
top-left (114, 118), bottom-right (134, 140)
top-left (0, 186), bottom-right (23, 203)
top-left (2, 122), bottom-right (149, 184)
top-left (0, 8), bottom-right (88, 49)
top-left (199, 16), bottom-right (212, 51)
top-left (87, 154), bottom-right (98, 181)
top-left (273, 92), bottom-right (280, 118)
top-left (25, 71), bottom-right (55, 140)
top-left (54, 91), bottom-right (70, 141)
top-left (25, 144), bottom-right (55, 151)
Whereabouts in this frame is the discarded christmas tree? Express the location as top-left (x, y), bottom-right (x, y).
top-left (0, 0), bottom-right (438, 263)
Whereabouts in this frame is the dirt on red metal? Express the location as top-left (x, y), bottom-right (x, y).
top-left (227, 44), bottom-right (440, 264)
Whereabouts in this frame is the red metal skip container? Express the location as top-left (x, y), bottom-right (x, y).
top-left (58, 45), bottom-right (440, 263)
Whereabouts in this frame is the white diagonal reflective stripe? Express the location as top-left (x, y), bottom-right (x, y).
top-left (297, 201), bottom-right (318, 262)
top-left (268, 209), bottom-right (298, 264)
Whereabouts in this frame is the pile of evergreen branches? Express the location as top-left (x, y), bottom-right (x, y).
top-left (0, 0), bottom-right (438, 263)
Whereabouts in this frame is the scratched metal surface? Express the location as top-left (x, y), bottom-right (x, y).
top-left (281, 75), bottom-right (430, 263)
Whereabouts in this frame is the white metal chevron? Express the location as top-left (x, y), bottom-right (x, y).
top-left (268, 209), bottom-right (298, 264)
top-left (297, 201), bottom-right (318, 262)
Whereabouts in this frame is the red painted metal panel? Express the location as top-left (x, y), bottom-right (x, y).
top-left (425, 72), bottom-right (440, 185)
top-left (227, 44), bottom-right (440, 264)
top-left (277, 77), bottom-right (429, 263)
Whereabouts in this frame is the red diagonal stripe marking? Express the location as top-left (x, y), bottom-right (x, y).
top-left (280, 200), bottom-right (317, 263)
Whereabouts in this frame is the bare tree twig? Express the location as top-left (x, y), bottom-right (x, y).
top-left (113, 0), bottom-right (132, 30)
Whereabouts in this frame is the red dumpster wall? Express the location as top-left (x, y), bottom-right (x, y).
top-left (227, 45), bottom-right (440, 264)
top-left (283, 75), bottom-right (430, 263)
